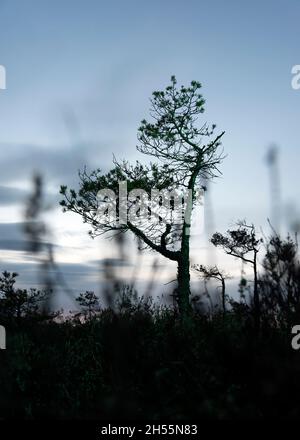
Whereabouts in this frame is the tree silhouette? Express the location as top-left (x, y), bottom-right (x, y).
top-left (193, 264), bottom-right (230, 316)
top-left (76, 291), bottom-right (100, 319)
top-left (60, 76), bottom-right (225, 316)
top-left (0, 271), bottom-right (49, 322)
top-left (211, 221), bottom-right (262, 328)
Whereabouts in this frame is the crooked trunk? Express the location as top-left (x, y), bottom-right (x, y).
top-left (177, 218), bottom-right (192, 316)
top-left (177, 256), bottom-right (191, 315)
top-left (176, 172), bottom-right (197, 317)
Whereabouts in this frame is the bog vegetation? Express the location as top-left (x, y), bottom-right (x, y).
top-left (1, 234), bottom-right (300, 420)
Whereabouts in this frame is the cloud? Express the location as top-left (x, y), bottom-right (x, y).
top-left (0, 239), bottom-right (39, 251)
top-left (0, 222), bottom-right (59, 252)
top-left (95, 257), bottom-right (134, 268)
top-left (0, 185), bottom-right (29, 205)
top-left (0, 221), bottom-right (26, 239)
top-left (0, 141), bottom-right (113, 188)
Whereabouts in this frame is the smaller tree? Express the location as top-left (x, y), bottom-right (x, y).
top-left (76, 291), bottom-right (100, 319)
top-left (211, 221), bottom-right (262, 328)
top-left (0, 271), bottom-right (49, 322)
top-left (261, 234), bottom-right (300, 327)
top-left (193, 264), bottom-right (230, 315)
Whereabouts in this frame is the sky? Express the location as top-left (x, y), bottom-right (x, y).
top-left (0, 0), bottom-right (299, 309)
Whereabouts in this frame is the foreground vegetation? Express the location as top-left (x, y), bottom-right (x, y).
top-left (1, 229), bottom-right (300, 420)
top-left (0, 301), bottom-right (299, 420)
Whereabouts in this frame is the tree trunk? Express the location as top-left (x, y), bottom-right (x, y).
top-left (176, 172), bottom-right (196, 318)
top-left (177, 256), bottom-right (191, 316)
top-left (177, 217), bottom-right (192, 316)
top-left (221, 278), bottom-right (226, 316)
top-left (253, 252), bottom-right (260, 330)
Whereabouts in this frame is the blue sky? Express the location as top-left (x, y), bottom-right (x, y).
top-left (0, 0), bottom-right (299, 307)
